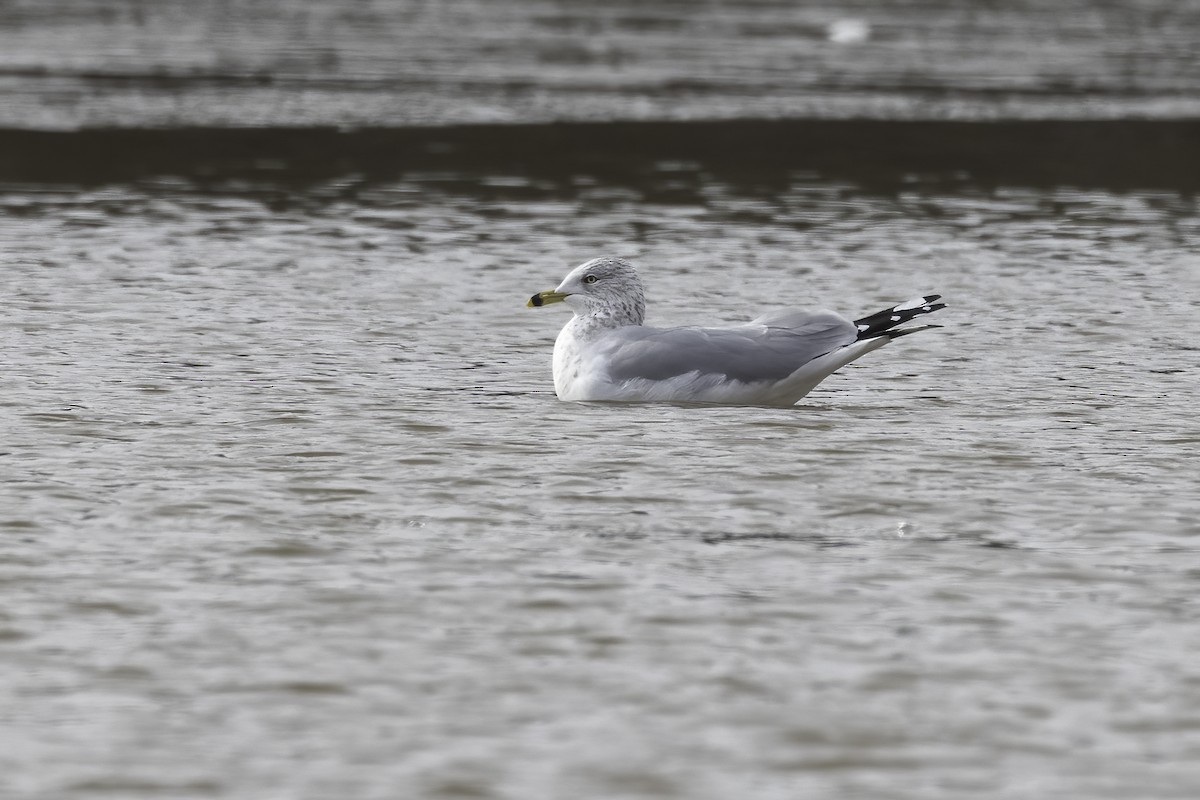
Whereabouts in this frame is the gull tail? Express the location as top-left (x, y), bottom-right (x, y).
top-left (854, 294), bottom-right (946, 340)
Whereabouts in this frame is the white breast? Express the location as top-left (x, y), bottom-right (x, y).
top-left (552, 319), bottom-right (588, 399)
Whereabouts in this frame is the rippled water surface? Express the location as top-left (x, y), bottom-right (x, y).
top-left (3, 171), bottom-right (1200, 799)
top-left (5, 0), bottom-right (1200, 127)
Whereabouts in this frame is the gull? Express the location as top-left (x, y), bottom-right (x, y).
top-left (527, 256), bottom-right (945, 406)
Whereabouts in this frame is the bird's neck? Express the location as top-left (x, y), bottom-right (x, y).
top-left (571, 297), bottom-right (645, 332)
top-left (567, 308), bottom-right (638, 341)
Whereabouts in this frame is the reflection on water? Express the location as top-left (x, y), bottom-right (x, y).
top-left (3, 169), bottom-right (1200, 798)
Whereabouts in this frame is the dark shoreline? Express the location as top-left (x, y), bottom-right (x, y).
top-left (4, 119), bottom-right (1199, 190)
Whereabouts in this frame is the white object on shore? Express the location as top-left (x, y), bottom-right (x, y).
top-left (827, 19), bottom-right (871, 44)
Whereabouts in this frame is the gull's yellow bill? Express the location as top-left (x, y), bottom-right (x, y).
top-left (526, 291), bottom-right (570, 308)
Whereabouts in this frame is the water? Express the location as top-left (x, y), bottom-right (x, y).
top-left (4, 0), bottom-right (1200, 127)
top-left (3, 169), bottom-right (1200, 799)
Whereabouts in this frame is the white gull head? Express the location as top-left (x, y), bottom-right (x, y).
top-left (528, 256), bottom-right (645, 327)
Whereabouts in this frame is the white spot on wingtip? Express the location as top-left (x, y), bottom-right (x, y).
top-left (890, 315), bottom-right (901, 321)
top-left (894, 297), bottom-right (928, 311)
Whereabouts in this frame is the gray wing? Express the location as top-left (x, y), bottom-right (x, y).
top-left (597, 310), bottom-right (857, 384)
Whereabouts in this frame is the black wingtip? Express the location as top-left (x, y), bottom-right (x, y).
top-left (854, 295), bottom-right (947, 340)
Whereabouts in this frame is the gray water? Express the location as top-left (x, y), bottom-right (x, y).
top-left (5, 0), bottom-right (1200, 128)
top-left (3, 172), bottom-right (1200, 799)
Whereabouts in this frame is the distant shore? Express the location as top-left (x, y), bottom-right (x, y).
top-left (4, 119), bottom-right (1199, 190)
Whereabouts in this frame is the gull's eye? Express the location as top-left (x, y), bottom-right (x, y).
top-left (583, 274), bottom-right (598, 284)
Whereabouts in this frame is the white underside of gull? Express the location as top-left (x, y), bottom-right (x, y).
top-left (553, 316), bottom-right (890, 406)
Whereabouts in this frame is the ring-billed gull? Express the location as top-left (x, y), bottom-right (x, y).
top-left (527, 256), bottom-right (945, 406)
